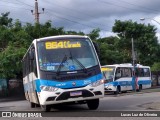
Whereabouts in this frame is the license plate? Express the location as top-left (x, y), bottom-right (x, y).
top-left (70, 91), bottom-right (82, 96)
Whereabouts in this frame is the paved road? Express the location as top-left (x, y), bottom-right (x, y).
top-left (0, 90), bottom-right (160, 119)
top-left (1, 90), bottom-right (160, 110)
top-left (0, 91), bottom-right (160, 110)
top-left (102, 92), bottom-right (160, 111)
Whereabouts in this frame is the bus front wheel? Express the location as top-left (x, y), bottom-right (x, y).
top-left (41, 105), bottom-right (52, 112)
top-left (30, 102), bottom-right (36, 108)
top-left (87, 99), bottom-right (99, 110)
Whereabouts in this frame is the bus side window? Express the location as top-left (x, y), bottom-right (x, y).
top-left (22, 59), bottom-right (25, 77)
top-left (135, 68), bottom-right (138, 77)
top-left (28, 47), bottom-right (38, 77)
top-left (33, 52), bottom-right (38, 77)
top-left (139, 68), bottom-right (144, 77)
top-left (26, 53), bottom-right (30, 75)
top-left (123, 68), bottom-right (132, 77)
top-left (29, 48), bottom-right (34, 72)
top-left (115, 68), bottom-right (122, 80)
top-left (143, 68), bottom-right (150, 77)
top-left (135, 68), bottom-right (145, 77)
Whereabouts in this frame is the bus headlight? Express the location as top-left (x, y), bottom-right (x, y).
top-left (90, 79), bottom-right (104, 87)
top-left (105, 84), bottom-right (112, 87)
top-left (40, 86), bottom-right (59, 92)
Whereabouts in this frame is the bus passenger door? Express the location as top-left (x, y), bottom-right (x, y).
top-left (29, 47), bottom-right (39, 104)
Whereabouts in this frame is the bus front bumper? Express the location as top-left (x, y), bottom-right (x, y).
top-left (38, 84), bottom-right (104, 105)
top-left (104, 85), bottom-right (116, 92)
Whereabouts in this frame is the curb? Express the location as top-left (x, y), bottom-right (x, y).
top-left (105, 87), bottom-right (160, 96)
top-left (0, 97), bottom-right (25, 102)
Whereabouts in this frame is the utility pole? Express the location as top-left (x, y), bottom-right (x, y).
top-left (31, 0), bottom-right (44, 24)
top-left (131, 36), bottom-right (137, 92)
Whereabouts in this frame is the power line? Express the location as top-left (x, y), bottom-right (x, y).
top-left (0, 0), bottom-right (112, 31)
top-left (45, 8), bottom-right (109, 29)
top-left (118, 0), bottom-right (160, 13)
top-left (0, 1), bottom-right (34, 24)
top-left (44, 0), bottom-right (98, 19)
top-left (0, 1), bottom-right (31, 10)
top-left (97, 0), bottom-right (158, 14)
top-left (46, 11), bottom-right (97, 29)
top-left (2, 0), bottom-right (44, 23)
top-left (0, 0), bottom-right (24, 5)
top-left (15, 0), bottom-right (34, 8)
top-left (43, 0), bottom-right (111, 28)
top-left (45, 10), bottom-right (111, 31)
top-left (0, 4), bottom-right (31, 11)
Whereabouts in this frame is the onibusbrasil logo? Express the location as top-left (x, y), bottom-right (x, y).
top-left (1, 112), bottom-right (42, 118)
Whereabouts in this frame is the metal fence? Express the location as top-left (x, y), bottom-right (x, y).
top-left (0, 79), bottom-right (8, 97)
top-left (151, 71), bottom-right (160, 86)
top-left (0, 79), bottom-right (24, 98)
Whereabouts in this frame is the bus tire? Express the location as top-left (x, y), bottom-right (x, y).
top-left (114, 86), bottom-right (121, 94)
top-left (41, 105), bottom-right (51, 112)
top-left (87, 99), bottom-right (99, 110)
top-left (35, 104), bottom-right (40, 107)
top-left (30, 102), bottom-right (36, 108)
top-left (122, 91), bottom-right (127, 93)
top-left (138, 84), bottom-right (142, 92)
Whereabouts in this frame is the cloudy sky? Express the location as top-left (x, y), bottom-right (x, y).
top-left (1, 0), bottom-right (160, 38)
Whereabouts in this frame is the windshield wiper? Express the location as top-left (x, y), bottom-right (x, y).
top-left (69, 51), bottom-right (87, 73)
top-left (56, 55), bottom-right (67, 75)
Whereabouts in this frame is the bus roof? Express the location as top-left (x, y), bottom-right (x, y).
top-left (34, 35), bottom-right (89, 42)
top-left (101, 63), bottom-right (150, 69)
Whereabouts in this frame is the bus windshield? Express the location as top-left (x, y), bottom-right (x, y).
top-left (102, 67), bottom-right (115, 82)
top-left (37, 38), bottom-right (98, 72)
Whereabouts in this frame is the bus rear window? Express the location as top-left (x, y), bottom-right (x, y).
top-left (135, 68), bottom-right (150, 77)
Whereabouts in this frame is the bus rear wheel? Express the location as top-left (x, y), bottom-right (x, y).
top-left (87, 99), bottom-right (99, 110)
top-left (137, 84), bottom-right (142, 92)
top-left (41, 105), bottom-right (52, 112)
top-left (114, 86), bottom-right (121, 95)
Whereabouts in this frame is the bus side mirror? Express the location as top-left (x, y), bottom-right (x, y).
top-left (109, 75), bottom-right (113, 79)
top-left (29, 49), bottom-right (35, 60)
top-left (93, 42), bottom-right (100, 56)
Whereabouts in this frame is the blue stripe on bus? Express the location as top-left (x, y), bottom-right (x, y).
top-left (105, 80), bottom-right (151, 87)
top-left (24, 73), bottom-right (103, 92)
top-left (138, 80), bottom-right (152, 85)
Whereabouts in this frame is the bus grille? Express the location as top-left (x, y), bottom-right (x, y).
top-left (56, 90), bottom-right (94, 101)
top-left (54, 74), bottom-right (92, 81)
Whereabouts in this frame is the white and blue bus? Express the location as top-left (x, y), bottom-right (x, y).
top-left (22, 35), bottom-right (104, 111)
top-left (101, 63), bottom-right (151, 94)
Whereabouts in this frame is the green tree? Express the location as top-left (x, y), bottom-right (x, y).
top-left (0, 43), bottom-right (26, 79)
top-left (151, 62), bottom-right (160, 71)
top-left (88, 28), bottom-right (100, 40)
top-left (0, 12), bottom-right (12, 27)
top-left (112, 20), bottom-right (160, 66)
top-left (0, 12), bottom-right (87, 79)
top-left (65, 30), bottom-right (84, 35)
top-left (97, 36), bottom-right (128, 65)
top-left (0, 12), bottom-right (14, 50)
